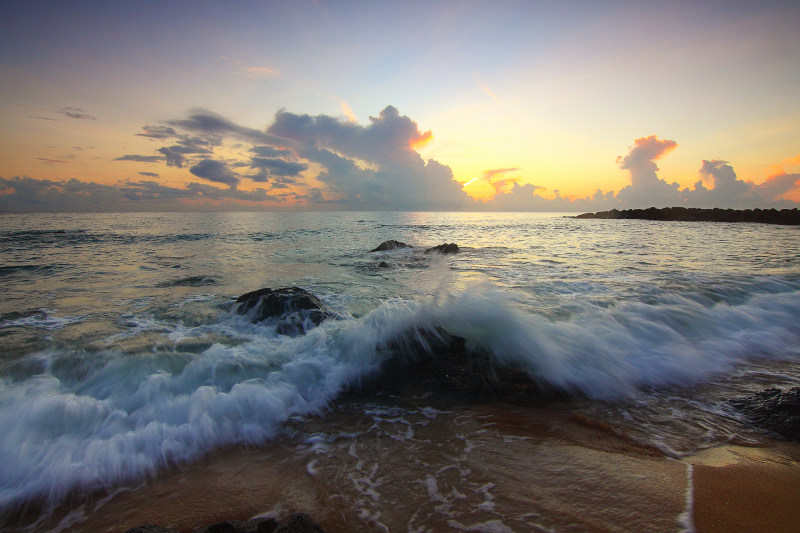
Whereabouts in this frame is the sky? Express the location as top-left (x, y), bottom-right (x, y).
top-left (1, 0), bottom-right (799, 212)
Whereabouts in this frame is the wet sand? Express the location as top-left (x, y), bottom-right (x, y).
top-left (687, 443), bottom-right (800, 533)
top-left (13, 401), bottom-right (800, 532)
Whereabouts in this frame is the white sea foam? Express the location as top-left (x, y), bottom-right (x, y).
top-left (1, 279), bottom-right (799, 518)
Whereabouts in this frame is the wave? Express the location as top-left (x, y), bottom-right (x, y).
top-left (1, 279), bottom-right (798, 519)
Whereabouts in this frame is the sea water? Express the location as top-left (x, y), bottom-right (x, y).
top-left (1, 211), bottom-right (799, 531)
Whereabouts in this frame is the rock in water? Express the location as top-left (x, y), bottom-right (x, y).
top-left (730, 387), bottom-right (800, 442)
top-left (369, 240), bottom-right (411, 252)
top-left (232, 287), bottom-right (328, 336)
top-left (424, 243), bottom-right (459, 254)
top-left (350, 326), bottom-right (555, 404)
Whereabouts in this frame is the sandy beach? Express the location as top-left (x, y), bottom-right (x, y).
top-left (18, 400), bottom-right (797, 533)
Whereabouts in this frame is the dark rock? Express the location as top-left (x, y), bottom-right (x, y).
top-left (378, 261), bottom-right (390, 268)
top-left (196, 521), bottom-right (239, 533)
top-left (575, 207), bottom-right (800, 225)
top-left (194, 517), bottom-right (278, 533)
top-left (424, 243), bottom-right (459, 254)
top-left (730, 387), bottom-right (800, 442)
top-left (369, 240), bottom-right (411, 252)
top-left (125, 526), bottom-right (178, 533)
top-left (127, 514), bottom-right (316, 533)
top-left (274, 513), bottom-right (325, 533)
top-left (232, 287), bottom-right (328, 336)
top-left (349, 326), bottom-right (556, 404)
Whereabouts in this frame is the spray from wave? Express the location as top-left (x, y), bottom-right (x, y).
top-left (1, 278), bottom-right (799, 520)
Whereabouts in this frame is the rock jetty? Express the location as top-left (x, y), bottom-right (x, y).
top-left (575, 207), bottom-right (800, 225)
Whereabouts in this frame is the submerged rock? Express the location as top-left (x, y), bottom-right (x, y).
top-left (369, 240), bottom-right (411, 252)
top-left (424, 243), bottom-right (459, 254)
top-left (730, 387), bottom-right (800, 442)
top-left (350, 326), bottom-right (554, 404)
top-left (232, 287), bottom-right (328, 336)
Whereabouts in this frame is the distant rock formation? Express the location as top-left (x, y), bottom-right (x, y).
top-left (369, 240), bottom-right (411, 252)
top-left (424, 243), bottom-right (459, 254)
top-left (369, 240), bottom-right (460, 254)
top-left (125, 512), bottom-right (326, 533)
top-left (730, 387), bottom-right (800, 442)
top-left (232, 287), bottom-right (328, 336)
top-left (575, 207), bottom-right (800, 225)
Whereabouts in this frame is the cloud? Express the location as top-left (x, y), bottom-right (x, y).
top-left (221, 56), bottom-right (280, 78)
top-left (266, 105), bottom-right (469, 209)
top-left (614, 135), bottom-right (681, 206)
top-left (27, 115), bottom-right (57, 121)
top-left (243, 66), bottom-right (280, 78)
top-left (341, 101), bottom-right (357, 123)
top-left (249, 157), bottom-right (307, 179)
top-left (114, 154), bottom-right (165, 163)
top-left (169, 109), bottom-right (286, 146)
top-left (36, 158), bottom-right (68, 164)
top-left (189, 159), bottom-right (240, 186)
top-left (0, 175), bottom-right (282, 212)
top-left (136, 125), bottom-right (178, 139)
top-left (57, 107), bottom-right (96, 120)
top-left (123, 106), bottom-right (799, 212)
top-left (158, 147), bottom-right (188, 168)
top-left (477, 79), bottom-right (504, 104)
top-left (251, 146), bottom-right (294, 158)
top-left (138, 171), bottom-right (159, 178)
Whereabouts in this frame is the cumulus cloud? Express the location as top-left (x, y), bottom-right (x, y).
top-left (614, 136), bottom-right (682, 207)
top-left (266, 105), bottom-right (470, 209)
top-left (90, 107), bottom-right (800, 212)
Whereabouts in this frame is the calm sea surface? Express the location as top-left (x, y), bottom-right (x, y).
top-left (1, 212), bottom-right (799, 531)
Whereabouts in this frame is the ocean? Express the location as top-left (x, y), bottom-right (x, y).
top-left (1, 211), bottom-right (799, 532)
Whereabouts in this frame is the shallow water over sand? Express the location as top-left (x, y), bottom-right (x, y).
top-left (1, 211), bottom-right (799, 530)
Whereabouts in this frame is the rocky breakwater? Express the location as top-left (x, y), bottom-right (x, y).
top-left (575, 207), bottom-right (800, 225)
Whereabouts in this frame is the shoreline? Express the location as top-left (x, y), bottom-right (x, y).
top-left (686, 442), bottom-right (800, 533)
top-left (14, 400), bottom-right (799, 533)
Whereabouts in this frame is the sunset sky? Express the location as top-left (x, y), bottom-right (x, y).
top-left (1, 0), bottom-right (799, 211)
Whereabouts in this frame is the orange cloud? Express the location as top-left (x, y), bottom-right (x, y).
top-left (477, 79), bottom-right (503, 104)
top-left (243, 66), bottom-right (280, 78)
top-left (410, 130), bottom-right (433, 150)
top-left (340, 101), bottom-right (357, 123)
